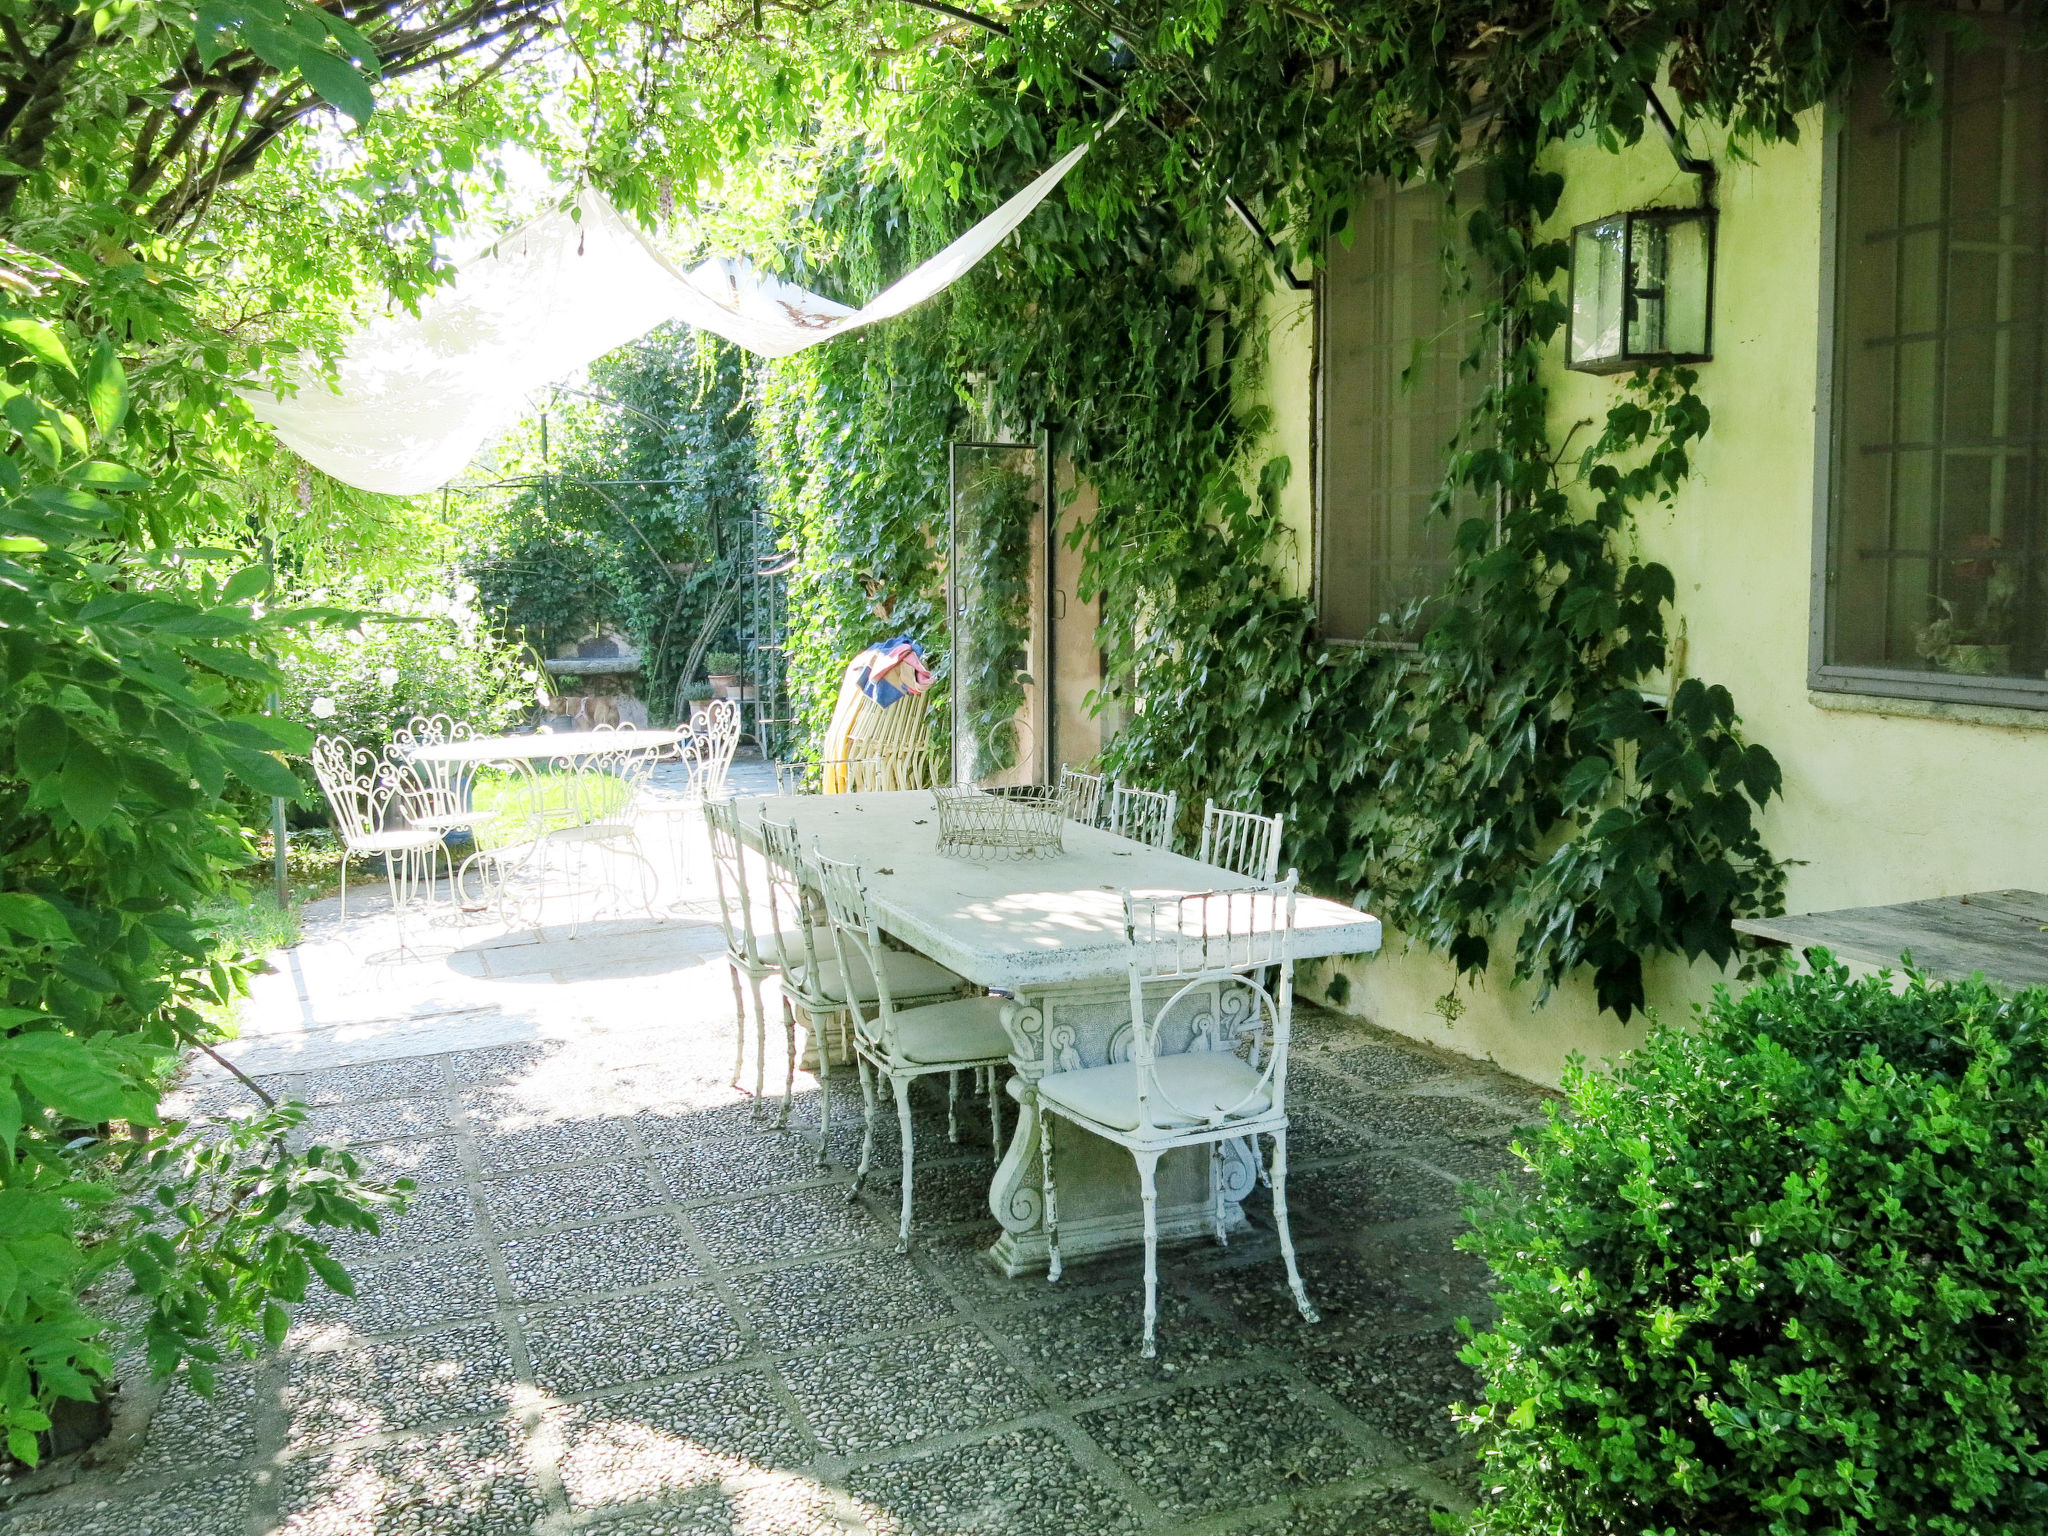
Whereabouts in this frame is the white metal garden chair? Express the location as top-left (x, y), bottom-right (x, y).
top-left (1035, 876), bottom-right (1318, 1358)
top-left (1105, 781), bottom-right (1179, 851)
top-left (1058, 765), bottom-right (1105, 827)
top-left (757, 813), bottom-right (967, 1160)
top-left (814, 846), bottom-right (1013, 1251)
top-left (775, 757), bottom-right (822, 795)
top-left (309, 735), bottom-right (446, 922)
top-left (1197, 799), bottom-right (1284, 882)
top-left (703, 796), bottom-right (800, 1114)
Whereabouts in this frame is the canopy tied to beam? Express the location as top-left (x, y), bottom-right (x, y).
top-left (243, 123), bottom-right (1112, 495)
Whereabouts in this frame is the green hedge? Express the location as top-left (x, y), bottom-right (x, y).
top-left (1461, 956), bottom-right (2048, 1535)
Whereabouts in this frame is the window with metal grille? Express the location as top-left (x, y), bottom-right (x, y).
top-left (1316, 170), bottom-right (1487, 644)
top-left (1820, 21), bottom-right (2048, 702)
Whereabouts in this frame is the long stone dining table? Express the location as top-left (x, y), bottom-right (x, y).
top-left (732, 790), bottom-right (1384, 1275)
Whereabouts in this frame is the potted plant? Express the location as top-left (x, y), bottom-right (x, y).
top-left (1915, 586), bottom-right (2016, 677)
top-left (705, 651), bottom-right (741, 698)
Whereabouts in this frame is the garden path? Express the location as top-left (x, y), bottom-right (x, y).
top-left (1, 766), bottom-right (1546, 1536)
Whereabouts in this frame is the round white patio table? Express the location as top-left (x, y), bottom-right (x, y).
top-left (400, 727), bottom-right (690, 765)
top-left (733, 789), bottom-right (1384, 1276)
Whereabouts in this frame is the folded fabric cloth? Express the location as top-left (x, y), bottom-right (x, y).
top-left (857, 635), bottom-right (934, 706)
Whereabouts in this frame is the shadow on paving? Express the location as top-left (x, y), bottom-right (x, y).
top-left (0, 993), bottom-right (1551, 1536)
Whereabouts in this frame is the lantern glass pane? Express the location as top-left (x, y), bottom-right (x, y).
top-left (1626, 212), bottom-right (1710, 358)
top-left (1570, 218), bottom-right (1625, 365)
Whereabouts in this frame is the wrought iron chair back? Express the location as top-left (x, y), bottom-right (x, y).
top-left (1196, 799), bottom-right (1285, 882)
top-left (757, 813), bottom-right (829, 981)
top-left (689, 699), bottom-right (742, 795)
top-left (390, 714), bottom-right (480, 831)
top-left (1106, 782), bottom-right (1179, 851)
top-left (310, 735), bottom-right (424, 842)
top-left (1058, 766), bottom-right (1105, 827)
top-left (703, 798), bottom-right (766, 968)
top-left (1119, 876), bottom-right (1299, 1134)
top-left (812, 848), bottom-right (900, 1055)
top-left (775, 758), bottom-right (823, 795)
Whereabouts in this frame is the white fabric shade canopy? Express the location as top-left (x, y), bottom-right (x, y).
top-left (243, 128), bottom-right (1106, 495)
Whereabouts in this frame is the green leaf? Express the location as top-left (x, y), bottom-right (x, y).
top-left (221, 747), bottom-right (299, 798)
top-left (85, 340), bottom-right (127, 436)
top-left (0, 315), bottom-right (75, 375)
top-left (0, 1034), bottom-right (126, 1121)
top-left (309, 1250), bottom-right (355, 1297)
top-left (58, 742), bottom-right (121, 829)
top-left (0, 894), bottom-right (71, 943)
top-left (221, 565), bottom-right (271, 604)
top-left (15, 704), bottom-right (67, 779)
top-left (294, 50), bottom-right (377, 125)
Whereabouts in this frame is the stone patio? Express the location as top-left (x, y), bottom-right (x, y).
top-left (0, 772), bottom-right (1542, 1536)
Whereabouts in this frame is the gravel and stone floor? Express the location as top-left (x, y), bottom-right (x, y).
top-left (0, 772), bottom-right (1542, 1536)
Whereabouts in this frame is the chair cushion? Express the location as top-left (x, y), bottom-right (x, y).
top-left (789, 948), bottom-right (963, 1005)
top-left (886, 996), bottom-right (1014, 1066)
top-left (1037, 1052), bottom-right (1272, 1133)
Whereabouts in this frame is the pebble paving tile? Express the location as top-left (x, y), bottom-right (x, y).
top-left (550, 1371), bottom-right (810, 1509)
top-left (1077, 1373), bottom-right (1389, 1519)
top-left (276, 1422), bottom-right (545, 1535)
top-left (283, 1324), bottom-right (521, 1447)
top-left (523, 1287), bottom-right (748, 1395)
top-left (115, 1365), bottom-right (262, 1480)
top-left (500, 1214), bottom-right (701, 1301)
top-left (1, 1471), bottom-right (262, 1536)
top-left (844, 1427), bottom-right (1138, 1536)
top-left (483, 1160), bottom-right (667, 1233)
top-left (1298, 1327), bottom-right (1481, 1461)
top-left (778, 1326), bottom-right (1037, 1454)
top-left (293, 1245), bottom-right (501, 1335)
top-left (3, 959), bottom-right (1531, 1535)
top-left (693, 1187), bottom-right (884, 1266)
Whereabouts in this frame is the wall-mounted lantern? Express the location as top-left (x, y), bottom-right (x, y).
top-left (1565, 205), bottom-right (1716, 374)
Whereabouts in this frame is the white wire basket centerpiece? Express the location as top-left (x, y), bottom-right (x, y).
top-left (932, 785), bottom-right (1065, 860)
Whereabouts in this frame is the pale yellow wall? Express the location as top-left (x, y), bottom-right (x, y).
top-left (1283, 110), bottom-right (2048, 1087)
top-left (1254, 284), bottom-right (1317, 597)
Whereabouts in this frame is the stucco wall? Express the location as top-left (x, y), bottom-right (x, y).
top-left (1278, 112), bottom-right (2048, 1086)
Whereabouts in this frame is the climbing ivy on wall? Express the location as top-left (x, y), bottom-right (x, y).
top-left (742, 0), bottom-right (2029, 1017)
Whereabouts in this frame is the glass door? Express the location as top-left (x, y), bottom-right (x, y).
top-left (948, 439), bottom-right (1051, 787)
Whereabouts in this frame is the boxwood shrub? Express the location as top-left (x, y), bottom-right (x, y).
top-left (1458, 955), bottom-right (2048, 1535)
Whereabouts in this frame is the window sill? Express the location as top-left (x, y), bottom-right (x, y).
top-left (1807, 689), bottom-right (2048, 733)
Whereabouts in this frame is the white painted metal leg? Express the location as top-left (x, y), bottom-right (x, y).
top-left (946, 1069), bottom-right (960, 1143)
top-left (750, 971), bottom-right (770, 1112)
top-left (1270, 1128), bottom-right (1319, 1325)
top-left (727, 960), bottom-right (748, 1093)
top-left (1137, 1150), bottom-right (1162, 1359)
top-left (891, 1070), bottom-right (916, 1253)
top-left (850, 1053), bottom-right (878, 1200)
top-left (1040, 1108), bottom-right (1062, 1283)
top-left (1209, 1142), bottom-right (1229, 1248)
top-left (775, 997), bottom-right (797, 1129)
top-left (814, 1014), bottom-right (833, 1167)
